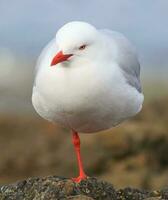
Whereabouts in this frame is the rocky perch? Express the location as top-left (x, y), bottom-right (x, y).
top-left (0, 176), bottom-right (168, 200)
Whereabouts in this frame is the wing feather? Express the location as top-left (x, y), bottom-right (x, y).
top-left (101, 29), bottom-right (142, 92)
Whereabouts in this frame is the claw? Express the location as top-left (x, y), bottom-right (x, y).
top-left (72, 175), bottom-right (87, 183)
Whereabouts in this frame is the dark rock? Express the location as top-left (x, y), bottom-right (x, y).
top-left (0, 176), bottom-right (168, 200)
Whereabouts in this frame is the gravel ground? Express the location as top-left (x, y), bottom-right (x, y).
top-left (0, 176), bottom-right (168, 200)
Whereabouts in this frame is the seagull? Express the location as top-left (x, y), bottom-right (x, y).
top-left (32, 21), bottom-right (144, 183)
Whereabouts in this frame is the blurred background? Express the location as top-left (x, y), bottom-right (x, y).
top-left (0, 0), bottom-right (168, 189)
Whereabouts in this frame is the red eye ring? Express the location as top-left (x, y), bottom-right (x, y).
top-left (79, 45), bottom-right (86, 50)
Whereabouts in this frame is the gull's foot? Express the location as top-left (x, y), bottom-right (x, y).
top-left (71, 175), bottom-right (87, 183)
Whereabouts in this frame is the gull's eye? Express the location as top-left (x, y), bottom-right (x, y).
top-left (79, 44), bottom-right (86, 50)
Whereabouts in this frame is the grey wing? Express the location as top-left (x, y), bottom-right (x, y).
top-left (101, 29), bottom-right (142, 93)
top-left (120, 57), bottom-right (142, 93)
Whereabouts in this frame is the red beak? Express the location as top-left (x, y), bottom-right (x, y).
top-left (50, 51), bottom-right (73, 66)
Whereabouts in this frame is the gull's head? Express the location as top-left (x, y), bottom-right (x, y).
top-left (50, 21), bottom-right (100, 66)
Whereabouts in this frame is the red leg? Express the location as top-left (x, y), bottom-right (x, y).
top-left (71, 130), bottom-right (87, 183)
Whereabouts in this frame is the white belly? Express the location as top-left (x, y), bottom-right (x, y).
top-left (32, 64), bottom-right (143, 133)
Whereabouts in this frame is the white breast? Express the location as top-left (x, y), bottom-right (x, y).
top-left (32, 60), bottom-right (143, 133)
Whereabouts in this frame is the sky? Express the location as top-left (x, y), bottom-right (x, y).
top-left (0, 0), bottom-right (168, 114)
top-left (0, 0), bottom-right (168, 69)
